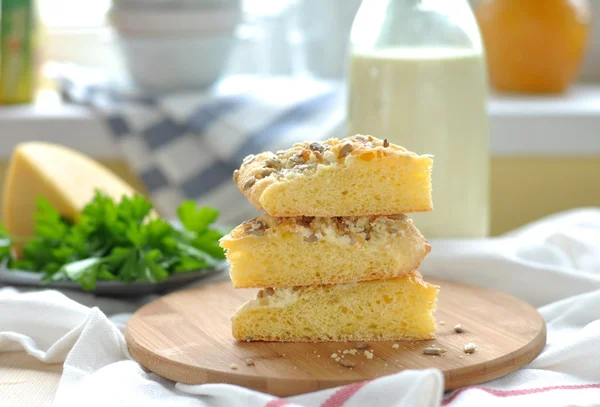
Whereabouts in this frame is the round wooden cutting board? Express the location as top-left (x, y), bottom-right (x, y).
top-left (126, 279), bottom-right (546, 396)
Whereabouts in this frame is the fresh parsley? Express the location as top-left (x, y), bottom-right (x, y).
top-left (4, 191), bottom-right (226, 291)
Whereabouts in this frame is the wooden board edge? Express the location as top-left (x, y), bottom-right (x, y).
top-left (125, 280), bottom-right (549, 397)
top-left (126, 316), bottom-right (357, 397)
top-left (444, 314), bottom-right (547, 391)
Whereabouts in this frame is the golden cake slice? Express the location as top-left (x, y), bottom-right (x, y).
top-left (232, 272), bottom-right (438, 342)
top-left (234, 135), bottom-right (433, 217)
top-left (220, 213), bottom-right (430, 288)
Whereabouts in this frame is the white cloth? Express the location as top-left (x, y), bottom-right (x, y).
top-left (2, 209), bottom-right (600, 407)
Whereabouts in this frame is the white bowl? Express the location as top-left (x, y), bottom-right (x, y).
top-left (118, 35), bottom-right (235, 92)
top-left (112, 0), bottom-right (240, 10)
top-left (109, 7), bottom-right (241, 36)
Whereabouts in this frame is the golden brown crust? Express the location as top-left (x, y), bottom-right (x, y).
top-left (231, 268), bottom-right (423, 289)
top-left (233, 135), bottom-right (433, 216)
top-left (227, 213), bottom-right (411, 241)
top-left (232, 332), bottom-right (437, 343)
top-left (251, 270), bottom-right (437, 297)
top-left (220, 214), bottom-right (431, 288)
top-left (231, 272), bottom-right (439, 342)
top-left (235, 134), bottom-right (413, 193)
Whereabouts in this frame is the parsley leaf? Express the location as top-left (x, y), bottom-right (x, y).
top-left (192, 229), bottom-right (227, 260)
top-left (48, 257), bottom-right (104, 292)
top-left (0, 224), bottom-right (12, 263)
top-left (34, 198), bottom-right (70, 240)
top-left (3, 192), bottom-right (225, 291)
top-left (177, 201), bottom-right (219, 233)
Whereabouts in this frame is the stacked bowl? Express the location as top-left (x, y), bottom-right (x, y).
top-left (110, 0), bottom-right (241, 92)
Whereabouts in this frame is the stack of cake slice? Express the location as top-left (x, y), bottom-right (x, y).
top-left (220, 135), bottom-right (439, 342)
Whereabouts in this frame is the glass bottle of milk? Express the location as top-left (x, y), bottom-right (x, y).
top-left (348, 0), bottom-right (490, 238)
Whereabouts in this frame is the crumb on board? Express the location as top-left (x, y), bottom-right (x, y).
top-left (331, 353), bottom-right (338, 359)
top-left (392, 344), bottom-right (400, 349)
top-left (356, 342), bottom-right (369, 350)
top-left (364, 350), bottom-right (374, 359)
top-left (230, 363), bottom-right (238, 370)
top-left (464, 342), bottom-right (476, 354)
top-left (245, 358), bottom-right (255, 366)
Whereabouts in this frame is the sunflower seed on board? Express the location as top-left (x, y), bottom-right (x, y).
top-left (356, 342), bottom-right (369, 350)
top-left (423, 347), bottom-right (446, 355)
top-left (337, 358), bottom-right (355, 368)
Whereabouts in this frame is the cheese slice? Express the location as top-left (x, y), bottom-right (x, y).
top-left (3, 142), bottom-right (141, 245)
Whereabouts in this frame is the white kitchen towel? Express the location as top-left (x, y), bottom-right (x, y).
top-left (2, 208), bottom-right (600, 407)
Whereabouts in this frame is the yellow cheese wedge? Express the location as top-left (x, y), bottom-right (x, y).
top-left (3, 142), bottom-right (140, 246)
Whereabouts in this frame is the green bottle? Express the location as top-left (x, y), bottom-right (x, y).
top-left (0, 0), bottom-right (36, 104)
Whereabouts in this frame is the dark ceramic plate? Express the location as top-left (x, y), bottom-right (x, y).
top-left (0, 262), bottom-right (227, 297)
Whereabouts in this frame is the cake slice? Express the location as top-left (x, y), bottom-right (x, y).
top-left (232, 272), bottom-right (438, 342)
top-left (220, 213), bottom-right (430, 288)
top-left (234, 135), bottom-right (433, 217)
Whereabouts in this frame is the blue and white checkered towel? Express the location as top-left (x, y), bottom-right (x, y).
top-left (62, 74), bottom-right (346, 225)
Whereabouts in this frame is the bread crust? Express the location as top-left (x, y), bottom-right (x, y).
top-left (231, 272), bottom-right (439, 342)
top-left (233, 135), bottom-right (433, 217)
top-left (220, 213), bottom-right (431, 288)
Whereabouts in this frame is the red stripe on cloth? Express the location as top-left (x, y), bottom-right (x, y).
top-left (442, 383), bottom-right (600, 405)
top-left (265, 398), bottom-right (291, 407)
top-left (320, 380), bottom-right (371, 407)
